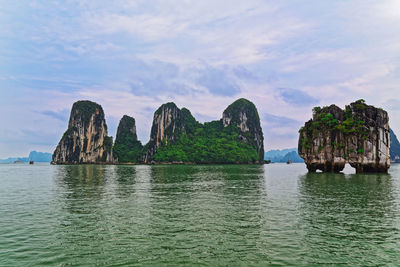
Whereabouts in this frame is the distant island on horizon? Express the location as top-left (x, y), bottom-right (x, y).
top-left (264, 148), bottom-right (304, 163)
top-left (0, 151), bottom-right (52, 163)
top-left (0, 148), bottom-right (304, 164)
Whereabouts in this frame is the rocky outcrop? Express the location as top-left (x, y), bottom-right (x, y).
top-left (53, 98), bottom-right (264, 164)
top-left (144, 98), bottom-right (264, 163)
top-left (52, 100), bottom-right (114, 164)
top-left (222, 98), bottom-right (264, 162)
top-left (298, 100), bottom-right (390, 173)
top-left (116, 115), bottom-right (138, 140)
top-left (144, 103), bottom-right (195, 162)
top-left (113, 115), bottom-right (143, 163)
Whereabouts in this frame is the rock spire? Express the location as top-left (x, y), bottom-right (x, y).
top-left (52, 100), bottom-right (114, 164)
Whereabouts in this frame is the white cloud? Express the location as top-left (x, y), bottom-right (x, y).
top-left (1, 0), bottom-right (400, 155)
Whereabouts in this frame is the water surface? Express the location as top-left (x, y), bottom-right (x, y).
top-left (1, 163), bottom-right (400, 266)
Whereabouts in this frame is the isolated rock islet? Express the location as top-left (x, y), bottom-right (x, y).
top-left (298, 100), bottom-right (390, 173)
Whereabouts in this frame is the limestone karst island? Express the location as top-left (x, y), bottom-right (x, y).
top-left (298, 100), bottom-right (390, 173)
top-left (52, 98), bottom-right (392, 174)
top-left (52, 98), bottom-right (264, 165)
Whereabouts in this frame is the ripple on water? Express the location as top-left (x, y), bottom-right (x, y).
top-left (0, 163), bottom-right (400, 266)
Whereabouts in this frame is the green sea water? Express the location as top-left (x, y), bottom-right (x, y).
top-left (0, 163), bottom-right (400, 266)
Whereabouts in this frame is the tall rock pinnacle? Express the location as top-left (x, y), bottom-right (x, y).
top-left (222, 98), bottom-right (264, 162)
top-left (52, 100), bottom-right (114, 164)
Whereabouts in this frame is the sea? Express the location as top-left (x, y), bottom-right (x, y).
top-left (1, 163), bottom-right (400, 266)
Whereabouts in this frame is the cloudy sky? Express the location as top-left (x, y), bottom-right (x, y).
top-left (0, 0), bottom-right (400, 157)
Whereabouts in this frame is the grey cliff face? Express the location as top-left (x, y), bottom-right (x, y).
top-left (298, 100), bottom-right (390, 173)
top-left (52, 100), bottom-right (114, 164)
top-left (144, 103), bottom-right (184, 162)
top-left (222, 98), bottom-right (264, 162)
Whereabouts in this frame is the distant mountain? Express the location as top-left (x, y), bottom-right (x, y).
top-left (29, 151), bottom-right (52, 162)
top-left (265, 148), bottom-right (304, 163)
top-left (390, 128), bottom-right (400, 162)
top-left (280, 151), bottom-right (304, 163)
top-left (0, 157), bottom-right (29, 163)
top-left (264, 148), bottom-right (295, 159)
top-left (0, 151), bottom-right (52, 163)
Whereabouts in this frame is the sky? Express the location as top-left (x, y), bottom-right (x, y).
top-left (0, 0), bottom-right (400, 158)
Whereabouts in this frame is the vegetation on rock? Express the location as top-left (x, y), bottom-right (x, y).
top-left (70, 100), bottom-right (105, 126)
top-left (113, 115), bottom-right (143, 163)
top-left (53, 100), bottom-right (114, 164)
top-left (152, 121), bottom-right (260, 163)
top-left (102, 136), bottom-right (114, 161)
top-left (299, 100), bottom-right (369, 151)
top-left (298, 100), bottom-right (390, 173)
top-left (145, 98), bottom-right (263, 163)
top-left (54, 98), bottom-right (264, 165)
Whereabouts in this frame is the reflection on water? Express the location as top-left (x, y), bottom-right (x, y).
top-left (1, 163), bottom-right (400, 266)
top-left (52, 164), bottom-right (270, 265)
top-left (55, 165), bottom-right (107, 200)
top-left (298, 171), bottom-right (399, 265)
